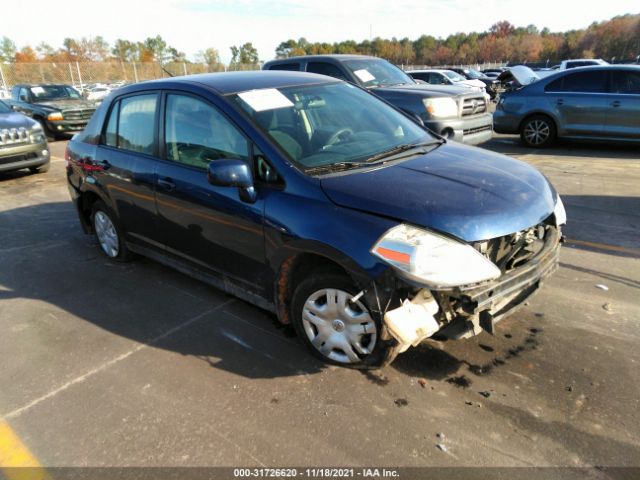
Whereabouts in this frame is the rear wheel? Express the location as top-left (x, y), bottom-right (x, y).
top-left (520, 115), bottom-right (557, 148)
top-left (91, 201), bottom-right (130, 262)
top-left (290, 272), bottom-right (399, 369)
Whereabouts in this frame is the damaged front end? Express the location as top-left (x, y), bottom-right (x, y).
top-left (371, 220), bottom-right (561, 352)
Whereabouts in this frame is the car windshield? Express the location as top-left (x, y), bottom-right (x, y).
top-left (234, 82), bottom-right (435, 173)
top-left (463, 69), bottom-right (485, 79)
top-left (0, 100), bottom-right (11, 114)
top-left (443, 71), bottom-right (467, 82)
top-left (342, 59), bottom-right (414, 87)
top-left (29, 85), bottom-right (81, 100)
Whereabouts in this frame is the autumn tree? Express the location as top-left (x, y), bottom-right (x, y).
top-left (15, 46), bottom-right (37, 63)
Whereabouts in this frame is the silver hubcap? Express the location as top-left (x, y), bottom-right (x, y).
top-left (302, 288), bottom-right (377, 364)
top-left (524, 120), bottom-right (550, 145)
top-left (94, 210), bottom-right (119, 258)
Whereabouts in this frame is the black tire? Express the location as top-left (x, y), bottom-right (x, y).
top-left (290, 271), bottom-right (400, 369)
top-left (91, 201), bottom-right (131, 262)
top-left (520, 114), bottom-right (557, 148)
top-left (29, 162), bottom-right (50, 174)
top-left (36, 118), bottom-right (57, 142)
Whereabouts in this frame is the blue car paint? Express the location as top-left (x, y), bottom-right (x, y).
top-left (67, 71), bottom-right (557, 308)
top-left (320, 142), bottom-right (557, 242)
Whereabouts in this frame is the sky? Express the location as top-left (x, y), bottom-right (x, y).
top-left (3, 0), bottom-right (639, 63)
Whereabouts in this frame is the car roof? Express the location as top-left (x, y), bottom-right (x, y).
top-left (119, 71), bottom-right (341, 96)
top-left (407, 69), bottom-right (449, 74)
top-left (265, 54), bottom-right (378, 64)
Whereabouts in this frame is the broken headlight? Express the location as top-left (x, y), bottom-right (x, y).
top-left (371, 224), bottom-right (501, 288)
top-left (554, 195), bottom-right (566, 226)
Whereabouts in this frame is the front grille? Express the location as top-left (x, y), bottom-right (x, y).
top-left (463, 125), bottom-right (492, 135)
top-left (0, 127), bottom-right (29, 146)
top-left (0, 152), bottom-right (38, 165)
top-left (474, 223), bottom-right (555, 274)
top-left (461, 96), bottom-right (487, 116)
top-left (63, 108), bottom-right (95, 122)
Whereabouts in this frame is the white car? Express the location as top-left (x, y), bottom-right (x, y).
top-left (407, 69), bottom-right (490, 101)
top-left (85, 86), bottom-right (111, 101)
top-left (558, 59), bottom-right (609, 70)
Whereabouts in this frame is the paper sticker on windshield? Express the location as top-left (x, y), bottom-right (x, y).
top-left (353, 69), bottom-right (375, 83)
top-left (238, 88), bottom-right (293, 112)
top-left (31, 86), bottom-right (45, 95)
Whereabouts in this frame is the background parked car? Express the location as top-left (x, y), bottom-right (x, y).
top-left (494, 65), bottom-right (640, 147)
top-left (406, 69), bottom-right (490, 101)
top-left (448, 67), bottom-right (500, 99)
top-left (558, 59), bottom-right (609, 70)
top-left (0, 99), bottom-right (50, 174)
top-left (263, 55), bottom-right (493, 145)
top-left (85, 86), bottom-right (112, 102)
top-left (6, 83), bottom-right (98, 140)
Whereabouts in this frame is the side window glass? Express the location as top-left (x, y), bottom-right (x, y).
top-left (254, 146), bottom-right (281, 185)
top-left (165, 94), bottom-right (248, 169)
top-left (104, 101), bottom-right (119, 147)
top-left (118, 94), bottom-right (157, 155)
top-left (19, 88), bottom-right (29, 101)
top-left (269, 63), bottom-right (300, 71)
top-left (306, 62), bottom-right (348, 81)
top-left (545, 78), bottom-right (564, 92)
top-left (562, 71), bottom-right (607, 93)
top-left (611, 71), bottom-right (640, 94)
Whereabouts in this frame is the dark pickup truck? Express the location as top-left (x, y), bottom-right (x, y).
top-left (7, 84), bottom-right (98, 139)
top-left (263, 55), bottom-right (493, 145)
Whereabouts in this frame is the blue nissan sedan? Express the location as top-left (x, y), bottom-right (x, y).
top-left (66, 71), bottom-right (566, 368)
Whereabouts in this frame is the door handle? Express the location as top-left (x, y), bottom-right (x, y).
top-left (556, 99), bottom-right (564, 106)
top-left (611, 100), bottom-right (621, 107)
top-left (157, 178), bottom-right (176, 192)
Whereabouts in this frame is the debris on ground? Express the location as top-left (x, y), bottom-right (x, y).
top-left (465, 400), bottom-right (473, 406)
top-left (447, 375), bottom-right (472, 388)
top-left (436, 432), bottom-right (445, 440)
top-left (479, 391), bottom-right (491, 398)
top-left (417, 378), bottom-right (427, 388)
top-left (566, 386), bottom-right (573, 392)
top-left (534, 313), bottom-right (545, 318)
top-left (595, 284), bottom-right (609, 291)
top-left (504, 333), bottom-right (513, 339)
top-left (394, 398), bottom-right (409, 407)
top-left (436, 443), bottom-right (448, 453)
top-left (602, 303), bottom-right (613, 312)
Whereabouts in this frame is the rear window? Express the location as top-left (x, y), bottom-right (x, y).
top-left (267, 63), bottom-right (300, 71)
top-left (306, 62), bottom-right (348, 81)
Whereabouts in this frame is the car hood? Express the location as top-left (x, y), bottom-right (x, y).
top-left (33, 99), bottom-right (97, 111)
top-left (320, 142), bottom-right (557, 242)
top-left (373, 83), bottom-right (472, 98)
top-left (0, 111), bottom-right (38, 130)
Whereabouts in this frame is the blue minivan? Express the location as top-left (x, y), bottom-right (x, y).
top-left (66, 71), bottom-right (565, 368)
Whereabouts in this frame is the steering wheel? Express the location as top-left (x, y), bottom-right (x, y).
top-left (326, 128), bottom-right (354, 147)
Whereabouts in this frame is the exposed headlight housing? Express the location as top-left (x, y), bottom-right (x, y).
top-left (554, 195), bottom-right (567, 226)
top-left (47, 112), bottom-right (64, 121)
top-left (371, 224), bottom-right (501, 288)
top-left (423, 97), bottom-right (458, 118)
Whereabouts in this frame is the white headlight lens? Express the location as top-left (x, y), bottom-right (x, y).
top-left (371, 224), bottom-right (501, 288)
top-left (554, 195), bottom-right (567, 226)
top-left (423, 97), bottom-right (458, 118)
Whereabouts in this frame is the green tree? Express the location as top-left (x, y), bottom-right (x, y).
top-left (230, 43), bottom-right (259, 65)
top-left (0, 36), bottom-right (17, 62)
top-left (112, 39), bottom-right (138, 62)
top-left (196, 47), bottom-right (221, 67)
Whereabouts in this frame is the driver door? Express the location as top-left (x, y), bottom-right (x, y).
top-left (154, 92), bottom-right (267, 292)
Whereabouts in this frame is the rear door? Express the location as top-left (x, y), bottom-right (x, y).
top-left (154, 92), bottom-right (267, 290)
top-left (95, 92), bottom-right (160, 249)
top-left (605, 69), bottom-right (640, 139)
top-left (545, 71), bottom-right (608, 136)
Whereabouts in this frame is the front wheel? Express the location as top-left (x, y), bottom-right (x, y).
top-left (520, 115), bottom-right (557, 148)
top-left (290, 272), bottom-right (399, 369)
top-left (91, 201), bottom-right (130, 262)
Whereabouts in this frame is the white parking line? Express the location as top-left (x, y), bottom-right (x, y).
top-left (1, 298), bottom-right (235, 421)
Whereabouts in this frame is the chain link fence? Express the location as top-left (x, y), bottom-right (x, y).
top-left (0, 62), bottom-right (262, 95)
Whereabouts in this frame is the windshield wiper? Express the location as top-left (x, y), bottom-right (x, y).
top-left (304, 161), bottom-right (370, 175)
top-left (363, 140), bottom-right (443, 164)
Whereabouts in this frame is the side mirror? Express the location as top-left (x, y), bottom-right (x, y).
top-left (207, 158), bottom-right (256, 203)
top-left (19, 95), bottom-right (28, 102)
